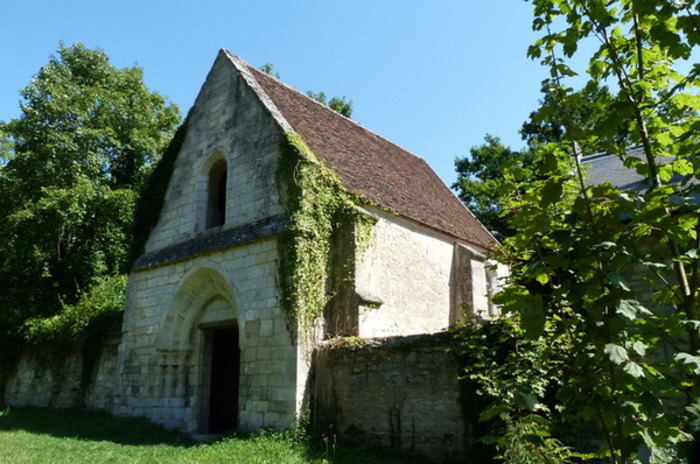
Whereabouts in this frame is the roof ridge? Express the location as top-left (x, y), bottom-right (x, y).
top-left (221, 49), bottom-right (294, 133)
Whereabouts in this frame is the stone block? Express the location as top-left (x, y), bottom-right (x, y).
top-left (259, 319), bottom-right (273, 338)
top-left (264, 412), bottom-right (281, 427)
top-left (245, 320), bottom-right (260, 338)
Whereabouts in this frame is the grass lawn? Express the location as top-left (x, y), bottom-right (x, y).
top-left (0, 407), bottom-right (415, 464)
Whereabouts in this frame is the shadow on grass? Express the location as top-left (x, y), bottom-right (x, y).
top-left (0, 407), bottom-right (420, 463)
top-left (0, 407), bottom-right (194, 446)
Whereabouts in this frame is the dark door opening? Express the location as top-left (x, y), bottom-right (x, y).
top-left (208, 327), bottom-right (240, 433)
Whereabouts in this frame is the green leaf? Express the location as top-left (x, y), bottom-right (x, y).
top-left (607, 273), bottom-right (631, 292)
top-left (623, 361), bottom-right (645, 378)
top-left (542, 151), bottom-right (559, 173)
top-left (604, 343), bottom-right (629, 365)
top-left (674, 352), bottom-right (700, 374)
top-left (534, 268), bottom-right (550, 285)
top-left (658, 164), bottom-right (674, 182)
top-left (673, 159), bottom-right (693, 176)
top-left (540, 177), bottom-right (563, 207)
top-left (515, 389), bottom-right (540, 410)
top-left (520, 294), bottom-right (545, 339)
top-left (616, 299), bottom-right (651, 320)
top-left (680, 320), bottom-right (700, 331)
top-left (631, 340), bottom-right (648, 357)
top-left (593, 241), bottom-right (617, 250)
top-left (479, 401), bottom-right (508, 422)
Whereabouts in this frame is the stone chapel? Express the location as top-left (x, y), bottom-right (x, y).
top-left (113, 49), bottom-right (506, 435)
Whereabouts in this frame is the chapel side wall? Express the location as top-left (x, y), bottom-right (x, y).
top-left (116, 238), bottom-right (298, 432)
top-left (144, 52), bottom-right (284, 253)
top-left (355, 208), bottom-right (489, 337)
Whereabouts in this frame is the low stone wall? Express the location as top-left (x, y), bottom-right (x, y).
top-left (2, 329), bottom-right (490, 462)
top-left (311, 332), bottom-right (487, 462)
top-left (3, 332), bottom-right (121, 411)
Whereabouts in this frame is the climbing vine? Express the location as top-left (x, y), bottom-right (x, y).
top-left (277, 132), bottom-right (376, 335)
top-left (129, 114), bottom-right (190, 266)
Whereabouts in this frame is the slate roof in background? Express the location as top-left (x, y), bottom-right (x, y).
top-left (583, 147), bottom-right (680, 191)
top-left (223, 50), bottom-right (496, 250)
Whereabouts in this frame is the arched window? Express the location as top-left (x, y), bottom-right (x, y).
top-left (206, 159), bottom-right (227, 228)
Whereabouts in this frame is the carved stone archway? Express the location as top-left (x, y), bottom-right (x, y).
top-left (156, 267), bottom-right (243, 433)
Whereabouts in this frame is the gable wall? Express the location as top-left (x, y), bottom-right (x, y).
top-left (144, 53), bottom-right (284, 253)
top-left (116, 54), bottom-right (301, 433)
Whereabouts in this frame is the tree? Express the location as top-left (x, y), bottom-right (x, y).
top-left (306, 91), bottom-right (354, 118)
top-left (453, 135), bottom-right (536, 239)
top-left (454, 82), bottom-right (631, 240)
top-left (0, 129), bottom-right (11, 167)
top-left (0, 43), bottom-right (180, 357)
top-left (259, 63), bottom-right (281, 78)
top-left (520, 79), bottom-right (631, 153)
top-left (3, 43), bottom-right (179, 191)
top-left (458, 2), bottom-right (700, 463)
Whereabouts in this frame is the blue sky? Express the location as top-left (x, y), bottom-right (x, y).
top-left (1, 1), bottom-right (551, 186)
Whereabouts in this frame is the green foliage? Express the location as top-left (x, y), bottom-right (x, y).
top-left (129, 115), bottom-right (189, 264)
top-left (260, 63), bottom-right (281, 79)
top-left (23, 274), bottom-right (127, 344)
top-left (0, 176), bottom-right (136, 326)
top-left (453, 135), bottom-right (538, 239)
top-left (454, 80), bottom-right (638, 240)
top-left (258, 64), bottom-right (354, 118)
top-left (306, 91), bottom-right (354, 118)
top-left (453, 316), bottom-right (577, 463)
top-left (0, 43), bottom-right (180, 358)
top-left (0, 407), bottom-right (411, 464)
top-left (521, 80), bottom-right (632, 154)
top-left (326, 336), bottom-right (367, 351)
top-left (497, 416), bottom-right (575, 464)
top-left (456, 1), bottom-right (700, 462)
top-left (277, 132), bottom-right (375, 336)
top-left (0, 129), bottom-right (11, 166)
top-left (488, 142), bottom-right (698, 463)
top-left (2, 43), bottom-right (180, 190)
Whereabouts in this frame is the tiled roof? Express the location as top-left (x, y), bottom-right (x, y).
top-left (223, 50), bottom-right (496, 249)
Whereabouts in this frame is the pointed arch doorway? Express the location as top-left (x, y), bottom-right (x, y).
top-left (157, 268), bottom-right (244, 434)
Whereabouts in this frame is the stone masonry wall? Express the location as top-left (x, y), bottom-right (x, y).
top-left (144, 51), bottom-right (284, 254)
top-left (355, 208), bottom-right (491, 337)
top-left (3, 332), bottom-right (120, 411)
top-left (116, 238), bottom-right (298, 433)
top-left (312, 333), bottom-right (483, 462)
top-left (113, 50), bottom-right (305, 434)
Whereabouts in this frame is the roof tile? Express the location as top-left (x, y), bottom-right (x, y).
top-left (227, 51), bottom-right (495, 249)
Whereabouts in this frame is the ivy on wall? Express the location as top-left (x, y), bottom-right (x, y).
top-left (277, 132), bottom-right (376, 335)
top-left (129, 115), bottom-right (191, 267)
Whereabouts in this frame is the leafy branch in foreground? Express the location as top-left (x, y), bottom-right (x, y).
top-left (458, 1), bottom-right (700, 463)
